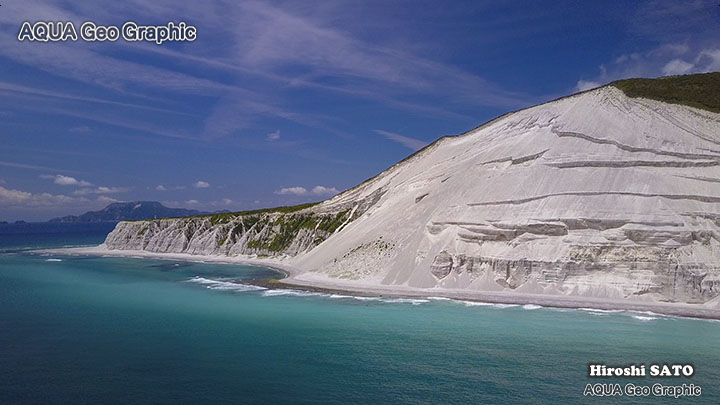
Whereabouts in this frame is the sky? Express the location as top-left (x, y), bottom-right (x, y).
top-left (1, 0), bottom-right (719, 221)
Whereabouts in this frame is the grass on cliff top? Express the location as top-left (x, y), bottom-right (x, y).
top-left (610, 72), bottom-right (720, 113)
top-left (136, 202), bottom-right (320, 223)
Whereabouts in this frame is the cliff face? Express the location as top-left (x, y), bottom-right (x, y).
top-left (106, 209), bottom-right (353, 257)
top-left (105, 80), bottom-right (720, 305)
top-left (105, 190), bottom-right (382, 257)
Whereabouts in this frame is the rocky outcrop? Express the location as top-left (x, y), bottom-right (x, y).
top-left (106, 208), bottom-right (355, 257)
top-left (105, 189), bottom-right (384, 258)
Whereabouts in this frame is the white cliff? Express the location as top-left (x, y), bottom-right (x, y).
top-left (106, 83), bottom-right (720, 305)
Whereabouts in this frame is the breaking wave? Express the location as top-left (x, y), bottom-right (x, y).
top-left (260, 289), bottom-right (429, 305)
top-left (631, 315), bottom-right (658, 321)
top-left (185, 277), bottom-right (266, 292)
top-left (261, 289), bottom-right (324, 298)
top-left (459, 301), bottom-right (519, 309)
top-left (577, 308), bottom-right (666, 321)
top-left (627, 311), bottom-right (663, 321)
top-left (578, 308), bottom-right (624, 315)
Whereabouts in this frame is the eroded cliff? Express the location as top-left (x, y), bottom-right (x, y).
top-left (105, 75), bottom-right (720, 305)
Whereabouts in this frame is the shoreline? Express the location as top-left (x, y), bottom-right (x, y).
top-left (36, 245), bottom-right (720, 321)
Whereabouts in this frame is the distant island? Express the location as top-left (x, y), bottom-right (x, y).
top-left (49, 201), bottom-right (211, 223)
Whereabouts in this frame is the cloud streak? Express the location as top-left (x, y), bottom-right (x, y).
top-left (375, 130), bottom-right (428, 151)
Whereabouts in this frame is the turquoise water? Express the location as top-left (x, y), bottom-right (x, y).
top-left (1, 227), bottom-right (719, 403)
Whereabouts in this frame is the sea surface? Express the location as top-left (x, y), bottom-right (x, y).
top-left (1, 223), bottom-right (719, 404)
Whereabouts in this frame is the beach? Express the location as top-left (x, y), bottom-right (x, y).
top-left (42, 245), bottom-right (720, 320)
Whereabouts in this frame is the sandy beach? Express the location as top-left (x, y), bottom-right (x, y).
top-left (39, 245), bottom-right (720, 321)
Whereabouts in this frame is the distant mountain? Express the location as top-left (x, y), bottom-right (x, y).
top-left (49, 201), bottom-right (207, 223)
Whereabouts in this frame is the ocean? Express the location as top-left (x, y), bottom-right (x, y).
top-left (1, 223), bottom-right (719, 404)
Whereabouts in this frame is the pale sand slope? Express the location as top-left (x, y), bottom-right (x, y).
top-left (41, 245), bottom-right (720, 320)
top-left (291, 86), bottom-right (720, 302)
top-left (103, 85), bottom-right (720, 306)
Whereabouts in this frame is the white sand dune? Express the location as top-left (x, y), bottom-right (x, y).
top-left (78, 83), bottom-right (720, 313)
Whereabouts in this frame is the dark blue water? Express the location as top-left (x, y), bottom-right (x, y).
top-left (0, 222), bottom-right (117, 252)
top-left (1, 225), bottom-right (719, 403)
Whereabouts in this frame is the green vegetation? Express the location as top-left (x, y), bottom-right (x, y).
top-left (317, 210), bottom-right (350, 233)
top-left (128, 200), bottom-right (352, 255)
top-left (266, 214), bottom-right (323, 252)
top-left (202, 202), bottom-right (320, 224)
top-left (611, 72), bottom-right (720, 113)
top-left (245, 210), bottom-right (350, 253)
top-left (230, 215), bottom-right (264, 239)
top-left (133, 202), bottom-right (320, 223)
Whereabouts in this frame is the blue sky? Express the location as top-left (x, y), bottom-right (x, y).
top-left (1, 0), bottom-right (719, 221)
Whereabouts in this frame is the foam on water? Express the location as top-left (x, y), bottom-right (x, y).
top-left (328, 294), bottom-right (352, 299)
top-left (185, 276), bottom-right (266, 292)
top-left (631, 315), bottom-right (658, 321)
top-left (429, 297), bottom-right (530, 309)
top-left (626, 310), bottom-right (664, 321)
top-left (578, 308), bottom-right (624, 314)
top-left (259, 289), bottom-right (430, 305)
top-left (261, 289), bottom-right (325, 297)
top-left (45, 258), bottom-right (63, 262)
top-left (380, 298), bottom-right (429, 305)
top-left (458, 300), bottom-right (519, 309)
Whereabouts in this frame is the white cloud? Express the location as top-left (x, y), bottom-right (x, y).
top-left (662, 59), bottom-right (694, 76)
top-left (0, 185), bottom-right (82, 208)
top-left (275, 186), bottom-right (308, 196)
top-left (157, 185), bottom-right (186, 191)
top-left (73, 186), bottom-right (127, 195)
top-left (97, 196), bottom-right (119, 204)
top-left (697, 49), bottom-right (720, 71)
top-left (222, 198), bottom-right (233, 205)
top-left (41, 174), bottom-right (92, 187)
top-left (186, 199), bottom-right (199, 205)
top-left (576, 45), bottom-right (720, 92)
top-left (311, 185), bottom-right (339, 196)
top-left (0, 185), bottom-right (32, 204)
top-left (275, 185), bottom-right (339, 196)
top-left (266, 130), bottom-right (281, 141)
top-left (375, 130), bottom-right (427, 151)
top-left (194, 180), bottom-right (210, 189)
top-left (575, 80), bottom-right (602, 92)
